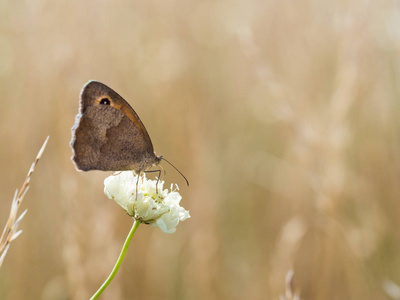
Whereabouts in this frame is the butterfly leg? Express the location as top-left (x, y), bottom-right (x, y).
top-left (145, 169), bottom-right (162, 194)
top-left (157, 164), bottom-right (166, 193)
top-left (135, 174), bottom-right (140, 201)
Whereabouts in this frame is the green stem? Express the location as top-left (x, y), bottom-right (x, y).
top-left (90, 220), bottom-right (140, 300)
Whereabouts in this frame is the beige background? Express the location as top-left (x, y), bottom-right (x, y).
top-left (0, 1), bottom-right (399, 299)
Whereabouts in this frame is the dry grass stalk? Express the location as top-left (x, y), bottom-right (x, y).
top-left (279, 270), bottom-right (301, 300)
top-left (0, 136), bottom-right (49, 268)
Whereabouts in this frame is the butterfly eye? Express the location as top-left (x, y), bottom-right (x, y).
top-left (100, 98), bottom-right (110, 105)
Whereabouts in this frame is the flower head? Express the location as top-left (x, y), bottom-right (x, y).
top-left (104, 171), bottom-right (190, 233)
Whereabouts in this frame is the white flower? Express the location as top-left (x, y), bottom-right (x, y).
top-left (104, 171), bottom-right (190, 233)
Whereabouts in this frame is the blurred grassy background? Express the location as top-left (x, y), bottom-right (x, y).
top-left (0, 0), bottom-right (400, 299)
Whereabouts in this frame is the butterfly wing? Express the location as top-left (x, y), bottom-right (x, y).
top-left (70, 81), bottom-right (157, 172)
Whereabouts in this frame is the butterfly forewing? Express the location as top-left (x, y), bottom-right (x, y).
top-left (71, 81), bottom-right (158, 173)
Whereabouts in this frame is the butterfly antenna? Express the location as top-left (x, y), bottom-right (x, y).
top-left (161, 157), bottom-right (189, 186)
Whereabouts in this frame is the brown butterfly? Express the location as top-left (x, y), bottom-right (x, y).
top-left (70, 81), bottom-right (188, 185)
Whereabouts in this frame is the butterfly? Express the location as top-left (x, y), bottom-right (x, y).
top-left (70, 81), bottom-right (188, 186)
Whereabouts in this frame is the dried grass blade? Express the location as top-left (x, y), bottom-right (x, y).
top-left (0, 136), bottom-right (49, 268)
